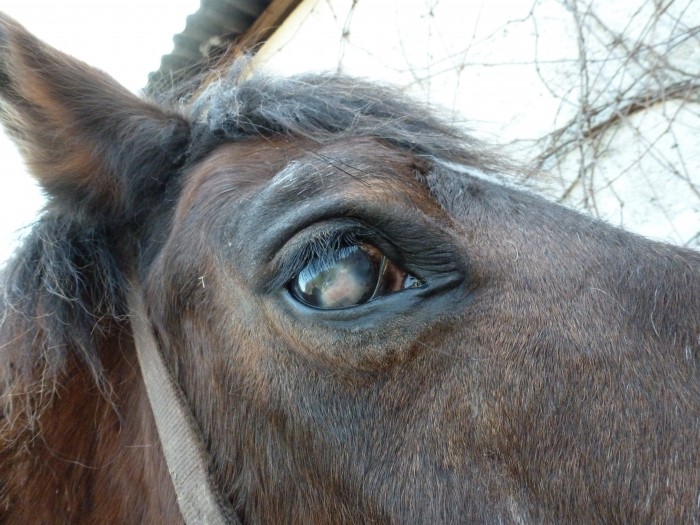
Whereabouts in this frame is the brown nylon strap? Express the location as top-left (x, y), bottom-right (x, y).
top-left (128, 282), bottom-right (241, 525)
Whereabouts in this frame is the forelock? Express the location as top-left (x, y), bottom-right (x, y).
top-left (182, 58), bottom-right (509, 174)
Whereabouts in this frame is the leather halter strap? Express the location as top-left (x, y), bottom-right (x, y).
top-left (128, 281), bottom-right (241, 525)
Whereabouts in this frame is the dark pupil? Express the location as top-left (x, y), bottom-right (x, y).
top-left (292, 245), bottom-right (381, 309)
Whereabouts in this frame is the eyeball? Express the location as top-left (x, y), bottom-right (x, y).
top-left (289, 243), bottom-right (423, 309)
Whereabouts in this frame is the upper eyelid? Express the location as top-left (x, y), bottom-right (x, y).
top-left (260, 213), bottom-right (453, 297)
top-left (307, 230), bottom-right (362, 260)
top-left (297, 242), bottom-right (361, 280)
top-left (263, 225), bottom-right (366, 293)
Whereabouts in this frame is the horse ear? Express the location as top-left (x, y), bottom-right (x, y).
top-left (0, 13), bottom-right (190, 221)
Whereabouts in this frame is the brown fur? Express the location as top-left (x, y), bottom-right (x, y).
top-left (0, 325), bottom-right (182, 523)
top-left (1, 12), bottom-right (698, 524)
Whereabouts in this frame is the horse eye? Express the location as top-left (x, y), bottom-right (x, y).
top-left (290, 243), bottom-right (423, 309)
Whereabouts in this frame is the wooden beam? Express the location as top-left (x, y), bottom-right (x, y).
top-left (239, 0), bottom-right (305, 48)
top-left (201, 0), bottom-right (305, 90)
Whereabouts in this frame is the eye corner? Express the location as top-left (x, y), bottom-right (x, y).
top-left (402, 274), bottom-right (426, 290)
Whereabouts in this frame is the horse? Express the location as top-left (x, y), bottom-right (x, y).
top-left (0, 12), bottom-right (698, 524)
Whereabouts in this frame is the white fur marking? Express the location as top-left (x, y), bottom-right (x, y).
top-left (269, 161), bottom-right (300, 189)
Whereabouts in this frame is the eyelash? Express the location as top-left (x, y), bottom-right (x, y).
top-left (266, 227), bottom-right (365, 293)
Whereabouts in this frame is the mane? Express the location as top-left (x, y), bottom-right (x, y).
top-left (0, 215), bottom-right (127, 425)
top-left (0, 59), bottom-right (509, 424)
top-left (180, 60), bottom-right (508, 172)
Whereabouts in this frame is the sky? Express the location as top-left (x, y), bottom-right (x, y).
top-left (0, 0), bottom-right (201, 264)
top-left (1, 0), bottom-right (696, 261)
